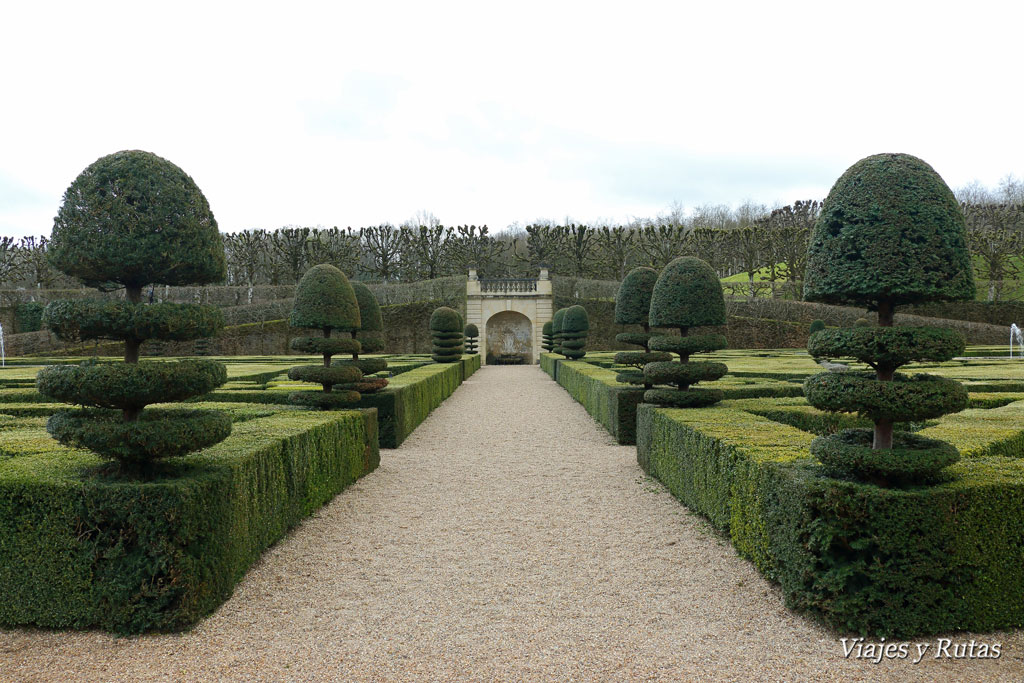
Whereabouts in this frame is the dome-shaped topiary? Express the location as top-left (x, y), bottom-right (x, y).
top-left (643, 257), bottom-right (728, 408)
top-left (560, 305), bottom-right (589, 360)
top-left (542, 321), bottom-right (554, 353)
top-left (649, 257), bottom-right (727, 329)
top-left (802, 153), bottom-right (975, 485)
top-left (804, 153), bottom-right (975, 309)
top-left (615, 267), bottom-right (659, 326)
top-left (809, 319), bottom-right (826, 335)
top-left (464, 323), bottom-right (479, 355)
top-left (50, 150), bottom-right (225, 291)
top-left (330, 281), bottom-right (389, 393)
top-left (37, 151), bottom-right (231, 476)
top-left (287, 264), bottom-right (364, 408)
top-left (551, 308), bottom-right (567, 356)
top-left (613, 266), bottom-right (670, 388)
top-left (290, 264), bottom-right (361, 332)
top-left (430, 306), bottom-right (464, 363)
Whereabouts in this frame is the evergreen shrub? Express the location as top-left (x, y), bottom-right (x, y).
top-left (542, 321), bottom-right (554, 352)
top-left (37, 150), bottom-right (230, 475)
top-left (613, 267), bottom-right (670, 389)
top-left (287, 264), bottom-right (363, 409)
top-left (464, 323), bottom-right (479, 354)
top-left (803, 153), bottom-right (976, 485)
top-left (560, 305), bottom-right (589, 360)
top-left (330, 281), bottom-right (389, 394)
top-left (430, 306), bottom-right (464, 363)
top-left (644, 257), bottom-right (728, 408)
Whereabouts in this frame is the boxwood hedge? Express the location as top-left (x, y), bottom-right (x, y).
top-left (0, 406), bottom-right (379, 634)
top-left (636, 399), bottom-right (1024, 637)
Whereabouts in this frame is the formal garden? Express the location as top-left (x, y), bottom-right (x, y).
top-left (1, 150), bottom-right (1023, 675)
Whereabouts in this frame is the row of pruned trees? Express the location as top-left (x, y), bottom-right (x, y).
top-left (3, 185), bottom-right (1023, 300)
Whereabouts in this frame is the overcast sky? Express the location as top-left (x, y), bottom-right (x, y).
top-left (1, 1), bottom-right (1021, 239)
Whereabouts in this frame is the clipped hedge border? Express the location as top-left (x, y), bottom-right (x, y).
top-left (637, 401), bottom-right (1024, 637)
top-left (0, 407), bottom-right (379, 634)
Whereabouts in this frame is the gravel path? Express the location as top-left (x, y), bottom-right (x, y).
top-left (3, 365), bottom-right (1023, 681)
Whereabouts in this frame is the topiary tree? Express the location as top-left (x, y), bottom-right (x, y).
top-left (37, 150), bottom-right (231, 476)
top-left (330, 281), bottom-right (388, 393)
top-left (560, 305), bottom-right (589, 360)
top-left (551, 308), bottom-right (567, 356)
top-left (287, 264), bottom-right (364, 409)
top-left (541, 321), bottom-right (554, 352)
top-left (643, 257), bottom-right (728, 407)
top-left (613, 266), bottom-right (671, 389)
top-left (803, 153), bottom-right (975, 485)
top-left (430, 307), bottom-right (464, 362)
top-left (464, 323), bottom-right (479, 354)
top-left (809, 319), bottom-right (826, 335)
top-left (854, 317), bottom-right (871, 327)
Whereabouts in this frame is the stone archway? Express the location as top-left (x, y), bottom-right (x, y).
top-left (485, 311), bottom-right (533, 365)
top-left (465, 268), bottom-right (553, 364)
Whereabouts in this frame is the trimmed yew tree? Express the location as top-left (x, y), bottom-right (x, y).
top-left (803, 152), bottom-right (974, 485)
top-left (287, 264), bottom-right (364, 409)
top-left (430, 307), bottom-right (464, 362)
top-left (613, 266), bottom-right (671, 389)
top-left (560, 305), bottom-right (589, 360)
top-left (643, 257), bottom-right (728, 407)
top-left (541, 321), bottom-right (554, 352)
top-left (464, 323), bottom-right (479, 354)
top-left (551, 308), bottom-right (567, 356)
top-left (809, 319), bottom-right (825, 335)
top-left (330, 281), bottom-right (388, 394)
top-left (37, 150), bottom-right (231, 476)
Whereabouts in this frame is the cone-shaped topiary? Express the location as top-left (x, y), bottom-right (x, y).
top-left (560, 305), bottom-right (589, 360)
top-left (542, 321), bottom-right (554, 352)
top-left (430, 306), bottom-right (464, 363)
top-left (37, 150), bottom-right (230, 476)
top-left (287, 264), bottom-right (363, 408)
top-left (803, 153), bottom-right (975, 485)
top-left (809, 319), bottom-right (826, 335)
top-left (613, 266), bottom-right (671, 389)
top-left (330, 281), bottom-right (389, 393)
top-left (643, 257), bottom-right (728, 408)
top-left (464, 323), bottom-right (479, 354)
top-left (551, 308), bottom-right (567, 356)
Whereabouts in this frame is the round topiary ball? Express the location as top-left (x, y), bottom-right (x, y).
top-left (291, 264), bottom-right (361, 332)
top-left (615, 267), bottom-right (659, 326)
top-left (562, 305), bottom-right (589, 333)
top-left (804, 153), bottom-right (975, 309)
top-left (464, 323), bottom-right (479, 337)
top-left (809, 319), bottom-right (826, 334)
top-left (430, 306), bottom-right (463, 333)
top-left (649, 257), bottom-right (726, 329)
top-left (50, 150), bottom-right (225, 291)
top-left (854, 317), bottom-right (870, 327)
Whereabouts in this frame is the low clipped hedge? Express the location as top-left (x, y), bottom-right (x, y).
top-left (357, 360), bottom-right (471, 447)
top-left (0, 406), bottom-right (379, 634)
top-left (542, 354), bottom-right (804, 445)
top-left (551, 357), bottom-right (643, 445)
top-left (637, 400), bottom-right (1024, 637)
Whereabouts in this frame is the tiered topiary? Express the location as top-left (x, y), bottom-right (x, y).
top-left (803, 153), bottom-right (975, 486)
top-left (559, 305), bottom-right (589, 360)
top-left (551, 308), bottom-right (567, 356)
top-left (464, 323), bottom-right (479, 354)
top-left (37, 150), bottom-right (231, 476)
top-left (287, 264), bottom-right (364, 409)
top-left (430, 307), bottom-right (464, 363)
top-left (329, 281), bottom-right (388, 394)
top-left (613, 267), bottom-right (671, 389)
top-left (541, 321), bottom-right (554, 352)
top-left (809, 319), bottom-right (826, 335)
top-left (643, 257), bottom-right (728, 407)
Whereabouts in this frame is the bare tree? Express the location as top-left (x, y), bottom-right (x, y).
top-left (268, 226), bottom-right (311, 284)
top-left (595, 226), bottom-right (636, 279)
top-left (18, 235), bottom-right (58, 289)
top-left (306, 226), bottom-right (362, 278)
top-left (0, 236), bottom-right (21, 287)
top-left (636, 225), bottom-right (690, 269)
top-left (400, 224), bottom-right (454, 280)
top-left (520, 225), bottom-right (567, 273)
top-left (360, 225), bottom-right (404, 282)
top-left (450, 225), bottom-right (507, 276)
top-left (964, 201), bottom-right (1024, 302)
top-left (564, 224), bottom-right (597, 277)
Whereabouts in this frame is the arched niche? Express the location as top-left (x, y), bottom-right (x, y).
top-left (485, 310), bottom-right (532, 365)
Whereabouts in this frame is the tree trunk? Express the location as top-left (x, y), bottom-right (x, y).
top-left (125, 285), bottom-right (143, 364)
top-left (873, 300), bottom-right (895, 449)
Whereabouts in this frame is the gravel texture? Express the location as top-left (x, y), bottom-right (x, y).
top-left (2, 365), bottom-right (1023, 681)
